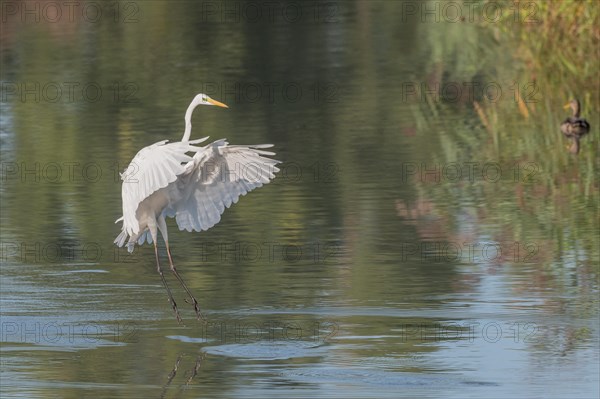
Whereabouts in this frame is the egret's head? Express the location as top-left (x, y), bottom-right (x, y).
top-left (193, 93), bottom-right (229, 108)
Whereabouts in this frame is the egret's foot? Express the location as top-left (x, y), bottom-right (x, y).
top-left (169, 298), bottom-right (183, 324)
top-left (168, 262), bottom-right (205, 322)
top-left (185, 297), bottom-right (204, 321)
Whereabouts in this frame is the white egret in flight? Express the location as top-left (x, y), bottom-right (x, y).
top-left (114, 93), bottom-right (279, 322)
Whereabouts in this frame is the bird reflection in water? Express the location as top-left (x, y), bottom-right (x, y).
top-left (160, 353), bottom-right (205, 398)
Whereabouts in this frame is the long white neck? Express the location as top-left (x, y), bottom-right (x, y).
top-left (181, 101), bottom-right (198, 142)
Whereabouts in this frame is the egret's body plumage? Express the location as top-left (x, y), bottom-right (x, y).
top-left (114, 94), bottom-right (279, 321)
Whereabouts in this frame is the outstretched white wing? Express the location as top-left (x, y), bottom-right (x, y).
top-left (119, 138), bottom-right (207, 236)
top-left (168, 139), bottom-right (280, 232)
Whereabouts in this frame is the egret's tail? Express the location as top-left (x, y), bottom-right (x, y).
top-left (114, 230), bottom-right (136, 253)
top-left (114, 216), bottom-right (135, 252)
top-left (114, 230), bottom-right (128, 248)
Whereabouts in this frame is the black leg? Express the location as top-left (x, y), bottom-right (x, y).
top-left (155, 243), bottom-right (182, 323)
top-left (166, 244), bottom-right (204, 321)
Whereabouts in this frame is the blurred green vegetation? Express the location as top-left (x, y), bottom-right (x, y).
top-left (492, 0), bottom-right (599, 89)
top-left (402, 0), bottom-right (599, 271)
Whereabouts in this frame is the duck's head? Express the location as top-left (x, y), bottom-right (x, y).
top-left (564, 99), bottom-right (581, 117)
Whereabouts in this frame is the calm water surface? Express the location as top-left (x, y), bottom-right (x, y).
top-left (1, 1), bottom-right (598, 398)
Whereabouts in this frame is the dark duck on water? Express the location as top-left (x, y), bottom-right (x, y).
top-left (560, 99), bottom-right (590, 154)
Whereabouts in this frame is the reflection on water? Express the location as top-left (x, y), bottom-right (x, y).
top-left (1, 1), bottom-right (598, 398)
top-left (159, 353), bottom-right (203, 399)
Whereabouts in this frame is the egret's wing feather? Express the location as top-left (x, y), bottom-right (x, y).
top-left (121, 140), bottom-right (198, 235)
top-left (169, 140), bottom-right (280, 232)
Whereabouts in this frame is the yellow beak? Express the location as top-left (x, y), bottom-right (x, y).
top-left (207, 97), bottom-right (229, 108)
top-left (563, 103), bottom-right (571, 109)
